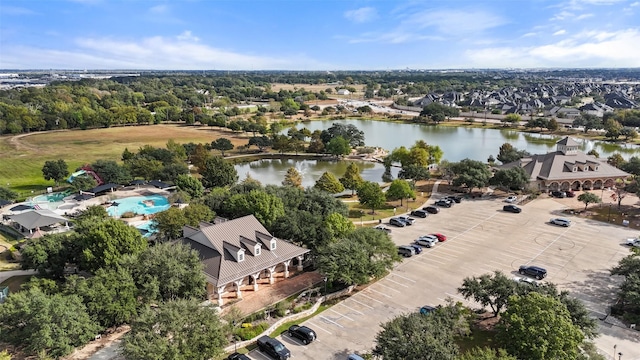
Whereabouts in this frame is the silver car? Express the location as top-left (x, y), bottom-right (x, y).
top-left (415, 236), bottom-right (438, 248)
top-left (550, 218), bottom-right (571, 227)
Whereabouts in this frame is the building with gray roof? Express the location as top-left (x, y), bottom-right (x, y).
top-left (180, 215), bottom-right (310, 306)
top-left (502, 137), bottom-right (629, 192)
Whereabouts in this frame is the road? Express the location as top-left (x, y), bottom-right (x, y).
top-left (245, 193), bottom-right (640, 360)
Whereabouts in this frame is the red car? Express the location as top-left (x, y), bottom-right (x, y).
top-left (431, 233), bottom-right (447, 242)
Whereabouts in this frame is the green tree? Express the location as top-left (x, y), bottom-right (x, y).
top-left (210, 138), bottom-right (234, 157)
top-left (323, 212), bottom-right (355, 240)
top-left (0, 287), bottom-right (100, 358)
top-left (451, 159), bottom-right (492, 192)
top-left (502, 113), bottom-right (522, 126)
top-left (357, 181), bottom-right (386, 214)
top-left (497, 143), bottom-right (530, 164)
top-left (20, 233), bottom-right (79, 278)
top-left (621, 156), bottom-right (640, 176)
top-left (174, 174), bottom-right (204, 199)
top-left (577, 192), bottom-right (601, 210)
top-left (489, 167), bottom-right (529, 190)
top-left (189, 143), bottom-right (210, 171)
top-left (121, 242), bottom-right (206, 303)
top-left (76, 218), bottom-right (147, 272)
top-left (248, 136), bottom-right (272, 151)
top-left (497, 292), bottom-right (584, 360)
top-left (70, 174), bottom-right (98, 192)
top-left (314, 172), bottom-right (345, 193)
top-left (326, 136), bottom-right (351, 158)
top-left (386, 179), bottom-right (415, 206)
top-left (282, 167), bottom-right (303, 188)
top-left (320, 123), bottom-right (365, 147)
top-left (586, 149), bottom-right (600, 158)
top-left (607, 153), bottom-right (626, 168)
top-left (610, 253), bottom-right (640, 324)
top-left (457, 348), bottom-right (517, 360)
top-left (398, 164), bottom-right (431, 181)
top-left (458, 271), bottom-right (516, 317)
top-left (573, 114), bottom-right (603, 133)
top-left (0, 186), bottom-right (18, 200)
top-left (153, 207), bottom-right (188, 240)
top-left (200, 156), bottom-right (238, 188)
top-left (42, 159), bottom-right (69, 186)
top-left (122, 299), bottom-right (225, 360)
top-left (340, 163), bottom-right (364, 195)
top-left (224, 190), bottom-right (285, 228)
top-left (547, 118), bottom-right (559, 131)
top-left (91, 159), bottom-right (131, 184)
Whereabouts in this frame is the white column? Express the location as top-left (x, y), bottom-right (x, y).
top-left (296, 256), bottom-right (304, 271)
top-left (234, 279), bottom-right (244, 299)
top-left (251, 273), bottom-right (260, 291)
top-left (267, 266), bottom-right (277, 284)
top-left (283, 259), bottom-right (291, 278)
top-left (216, 286), bottom-right (226, 306)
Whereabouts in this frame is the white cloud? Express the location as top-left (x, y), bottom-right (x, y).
top-left (344, 7), bottom-right (378, 23)
top-left (0, 33), bottom-right (328, 70)
top-left (576, 13), bottom-right (594, 20)
top-left (466, 28), bottom-right (640, 68)
top-left (631, 1), bottom-right (640, 6)
top-left (522, 32), bottom-right (538, 37)
top-left (553, 29), bottom-right (567, 35)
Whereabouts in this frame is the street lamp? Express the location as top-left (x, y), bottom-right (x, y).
top-left (618, 352), bottom-right (623, 360)
top-left (323, 277), bottom-right (328, 297)
top-left (614, 345), bottom-right (617, 359)
top-left (608, 203), bottom-right (613, 222)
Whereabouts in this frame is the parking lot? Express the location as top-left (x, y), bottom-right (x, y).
top-left (247, 194), bottom-right (640, 360)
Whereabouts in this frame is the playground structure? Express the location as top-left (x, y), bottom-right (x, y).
top-left (67, 165), bottom-right (104, 185)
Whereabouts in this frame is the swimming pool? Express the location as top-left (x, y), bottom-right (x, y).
top-left (107, 195), bottom-right (170, 217)
top-left (32, 191), bottom-right (71, 203)
top-left (135, 220), bottom-right (157, 238)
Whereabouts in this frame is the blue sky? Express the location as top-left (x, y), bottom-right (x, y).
top-left (1, 0), bottom-right (639, 70)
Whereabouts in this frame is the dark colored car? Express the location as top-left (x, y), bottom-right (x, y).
top-left (257, 335), bottom-right (291, 360)
top-left (410, 209), bottom-right (428, 218)
top-left (287, 325), bottom-right (316, 345)
top-left (410, 243), bottom-right (423, 254)
top-left (503, 204), bottom-right (522, 213)
top-left (446, 195), bottom-right (462, 203)
top-left (566, 190), bottom-right (575, 197)
top-left (518, 265), bottom-right (547, 280)
top-left (420, 305), bottom-right (436, 315)
top-left (227, 353), bottom-right (250, 360)
top-left (423, 206), bottom-right (440, 214)
top-left (551, 190), bottom-right (566, 198)
top-left (435, 200), bottom-right (452, 208)
top-left (389, 217), bottom-right (407, 227)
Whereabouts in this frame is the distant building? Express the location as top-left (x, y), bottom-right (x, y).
top-left (337, 89), bottom-right (351, 95)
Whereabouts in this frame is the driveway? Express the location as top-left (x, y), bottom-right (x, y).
top-left (246, 193), bottom-right (640, 360)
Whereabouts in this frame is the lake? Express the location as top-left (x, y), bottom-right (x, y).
top-left (237, 119), bottom-right (640, 186)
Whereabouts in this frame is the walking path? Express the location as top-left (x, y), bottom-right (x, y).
top-left (0, 269), bottom-right (36, 284)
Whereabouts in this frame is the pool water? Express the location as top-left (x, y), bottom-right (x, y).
top-left (32, 191), bottom-right (71, 203)
top-left (135, 220), bottom-right (157, 238)
top-left (107, 195), bottom-right (170, 217)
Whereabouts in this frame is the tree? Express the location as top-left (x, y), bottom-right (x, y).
top-left (91, 159), bottom-right (131, 184)
top-left (224, 190), bottom-right (285, 228)
top-left (76, 218), bottom-right (147, 272)
top-left (373, 311), bottom-right (458, 360)
top-left (42, 159), bottom-right (69, 186)
top-left (70, 174), bottom-right (98, 192)
top-left (314, 172), bottom-right (344, 193)
top-left (282, 167), bottom-right (303, 188)
top-left (604, 118), bottom-right (623, 140)
top-left (121, 242), bottom-right (206, 303)
top-left (199, 156), bottom-right (238, 188)
top-left (497, 292), bottom-right (584, 360)
top-left (20, 233), bottom-right (80, 278)
top-left (610, 253), bottom-right (640, 324)
top-left (457, 348), bottom-right (517, 360)
top-left (399, 164), bottom-right (431, 181)
top-left (586, 149), bottom-right (599, 158)
top-left (340, 162), bottom-right (364, 195)
top-left (573, 114), bottom-right (603, 133)
top-left (174, 174), bottom-right (204, 199)
top-left (502, 113), bottom-right (522, 127)
top-left (320, 123), bottom-right (365, 147)
top-left (620, 127), bottom-right (638, 141)
top-left (317, 228), bottom-right (399, 285)
top-left (153, 207), bottom-right (188, 240)
top-left (0, 186), bottom-right (18, 200)
top-left (122, 299), bottom-right (226, 360)
top-left (0, 287), bottom-right (100, 358)
top-left (386, 179), bottom-right (415, 206)
top-left (497, 143), bottom-right (530, 164)
top-left (248, 136), bottom-right (272, 152)
top-left (189, 143), bottom-right (210, 171)
top-left (577, 192), bottom-right (601, 210)
top-left (450, 159), bottom-right (492, 192)
top-left (357, 181), bottom-right (386, 214)
top-left (547, 118), bottom-right (559, 131)
top-left (621, 156), bottom-right (640, 176)
top-left (458, 271), bottom-right (516, 317)
top-left (210, 138), bottom-right (234, 157)
top-left (326, 136), bottom-right (351, 158)
top-left (323, 212), bottom-right (355, 240)
top-left (607, 153), bottom-right (625, 169)
top-left (489, 167), bottom-right (529, 190)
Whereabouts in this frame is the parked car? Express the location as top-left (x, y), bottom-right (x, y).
top-left (566, 190), bottom-right (575, 197)
top-left (415, 236), bottom-right (438, 248)
top-left (389, 218), bottom-right (406, 227)
top-left (446, 195), bottom-right (462, 203)
top-left (410, 209), bottom-right (428, 218)
top-left (397, 245), bottom-right (415, 257)
top-left (505, 195), bottom-right (518, 203)
top-left (287, 325), bottom-right (316, 345)
top-left (512, 276), bottom-right (540, 287)
top-left (551, 190), bottom-right (566, 198)
top-left (431, 233), bottom-right (447, 242)
top-left (374, 225), bottom-right (392, 233)
top-left (410, 244), bottom-right (423, 254)
top-left (420, 305), bottom-right (437, 315)
top-left (257, 335), bottom-right (291, 360)
top-left (397, 215), bottom-right (416, 225)
top-left (423, 206), bottom-right (440, 214)
top-left (348, 355), bottom-right (366, 360)
top-left (503, 204), bottom-right (522, 213)
top-left (227, 353), bottom-right (251, 360)
top-left (625, 238), bottom-right (640, 247)
top-left (435, 200), bottom-right (452, 208)
top-left (550, 218), bottom-right (571, 227)
top-left (518, 265), bottom-right (547, 280)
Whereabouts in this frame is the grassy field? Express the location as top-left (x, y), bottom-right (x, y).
top-left (0, 125), bottom-right (251, 197)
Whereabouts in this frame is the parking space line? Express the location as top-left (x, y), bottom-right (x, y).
top-left (338, 302), bottom-right (365, 315)
top-left (360, 292), bottom-right (386, 303)
top-left (415, 256), bottom-right (446, 265)
top-left (528, 228), bottom-right (572, 264)
top-left (385, 278), bottom-right (409, 288)
top-left (252, 350), bottom-right (271, 360)
top-left (319, 315), bottom-right (344, 328)
top-left (391, 273), bottom-right (417, 283)
top-left (307, 320), bottom-right (332, 335)
top-left (349, 298), bottom-right (374, 309)
top-left (367, 288), bottom-right (392, 298)
top-left (376, 283), bottom-right (401, 293)
top-left (427, 253), bottom-right (456, 261)
top-left (330, 308), bottom-right (354, 321)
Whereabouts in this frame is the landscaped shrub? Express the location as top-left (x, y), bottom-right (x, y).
top-left (120, 211), bottom-right (137, 218)
top-left (274, 300), bottom-right (291, 317)
top-left (243, 310), bottom-right (266, 323)
top-left (234, 321), bottom-right (269, 340)
top-left (292, 302), bottom-right (313, 314)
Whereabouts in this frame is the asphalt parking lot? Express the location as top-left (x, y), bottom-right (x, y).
top-left (247, 194), bottom-right (640, 360)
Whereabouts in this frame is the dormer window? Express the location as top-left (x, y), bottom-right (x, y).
top-left (270, 238), bottom-right (277, 250)
top-left (255, 245), bottom-right (261, 256)
top-left (573, 167), bottom-right (577, 172)
top-left (595, 166), bottom-right (598, 171)
top-left (237, 250), bottom-right (245, 262)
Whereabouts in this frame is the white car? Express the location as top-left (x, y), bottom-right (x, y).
top-left (512, 276), bottom-right (540, 286)
top-left (625, 238), bottom-right (640, 247)
top-left (397, 216), bottom-right (416, 225)
top-left (415, 236), bottom-right (438, 248)
top-left (505, 195), bottom-right (518, 203)
top-left (550, 218), bottom-right (571, 227)
top-left (374, 225), bottom-right (392, 233)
